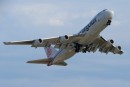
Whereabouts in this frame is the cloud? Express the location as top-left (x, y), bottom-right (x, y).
top-left (1, 2), bottom-right (101, 28)
top-left (0, 76), bottom-right (130, 87)
top-left (1, 3), bottom-right (72, 27)
top-left (112, 20), bottom-right (121, 26)
top-left (49, 18), bottom-right (64, 26)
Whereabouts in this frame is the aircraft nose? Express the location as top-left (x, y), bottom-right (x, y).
top-left (105, 10), bottom-right (114, 19)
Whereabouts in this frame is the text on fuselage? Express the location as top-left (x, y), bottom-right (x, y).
top-left (78, 18), bottom-right (97, 34)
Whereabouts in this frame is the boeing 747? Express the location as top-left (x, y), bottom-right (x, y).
top-left (4, 9), bottom-right (123, 66)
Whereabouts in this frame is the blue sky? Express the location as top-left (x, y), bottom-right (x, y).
top-left (0, 0), bottom-right (130, 87)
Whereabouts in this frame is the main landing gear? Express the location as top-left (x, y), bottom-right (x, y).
top-left (74, 43), bottom-right (82, 52)
top-left (74, 43), bottom-right (93, 53)
top-left (82, 45), bottom-right (89, 53)
top-left (74, 43), bottom-right (90, 53)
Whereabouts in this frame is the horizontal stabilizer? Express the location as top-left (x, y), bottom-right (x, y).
top-left (54, 62), bottom-right (67, 66)
top-left (27, 58), bottom-right (51, 64)
top-left (27, 58), bottom-right (67, 66)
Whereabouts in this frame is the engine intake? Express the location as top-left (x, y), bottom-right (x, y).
top-left (105, 39), bottom-right (114, 47)
top-left (109, 39), bottom-right (114, 44)
top-left (32, 39), bottom-right (43, 47)
top-left (116, 46), bottom-right (121, 50)
top-left (59, 35), bottom-right (69, 43)
top-left (113, 46), bottom-right (122, 54)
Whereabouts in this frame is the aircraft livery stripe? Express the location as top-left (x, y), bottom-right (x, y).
top-left (52, 49), bottom-right (63, 60)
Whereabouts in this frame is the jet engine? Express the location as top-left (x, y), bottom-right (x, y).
top-left (113, 46), bottom-right (122, 54)
top-left (32, 39), bottom-right (43, 47)
top-left (105, 39), bottom-right (114, 47)
top-left (99, 39), bottom-right (114, 52)
top-left (59, 35), bottom-right (69, 43)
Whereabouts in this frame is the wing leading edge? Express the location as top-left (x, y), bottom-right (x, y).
top-left (3, 34), bottom-right (83, 47)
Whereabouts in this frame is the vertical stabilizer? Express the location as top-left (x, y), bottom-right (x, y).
top-left (44, 46), bottom-right (58, 58)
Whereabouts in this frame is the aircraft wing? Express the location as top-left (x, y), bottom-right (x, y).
top-left (3, 40), bottom-right (34, 45)
top-left (3, 34), bottom-right (83, 47)
top-left (92, 36), bottom-right (123, 54)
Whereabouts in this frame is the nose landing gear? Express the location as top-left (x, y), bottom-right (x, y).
top-left (106, 20), bottom-right (111, 25)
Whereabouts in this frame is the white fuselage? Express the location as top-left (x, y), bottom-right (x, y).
top-left (52, 9), bottom-right (114, 64)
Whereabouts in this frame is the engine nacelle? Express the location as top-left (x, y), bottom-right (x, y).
top-left (117, 46), bottom-right (121, 50)
top-left (113, 46), bottom-right (122, 54)
top-left (32, 39), bottom-right (43, 47)
top-left (105, 39), bottom-right (114, 47)
top-left (59, 35), bottom-right (69, 43)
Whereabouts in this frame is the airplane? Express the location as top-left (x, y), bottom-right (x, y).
top-left (3, 9), bottom-right (124, 66)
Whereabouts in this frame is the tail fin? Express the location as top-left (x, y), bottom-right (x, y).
top-left (44, 46), bottom-right (58, 58)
